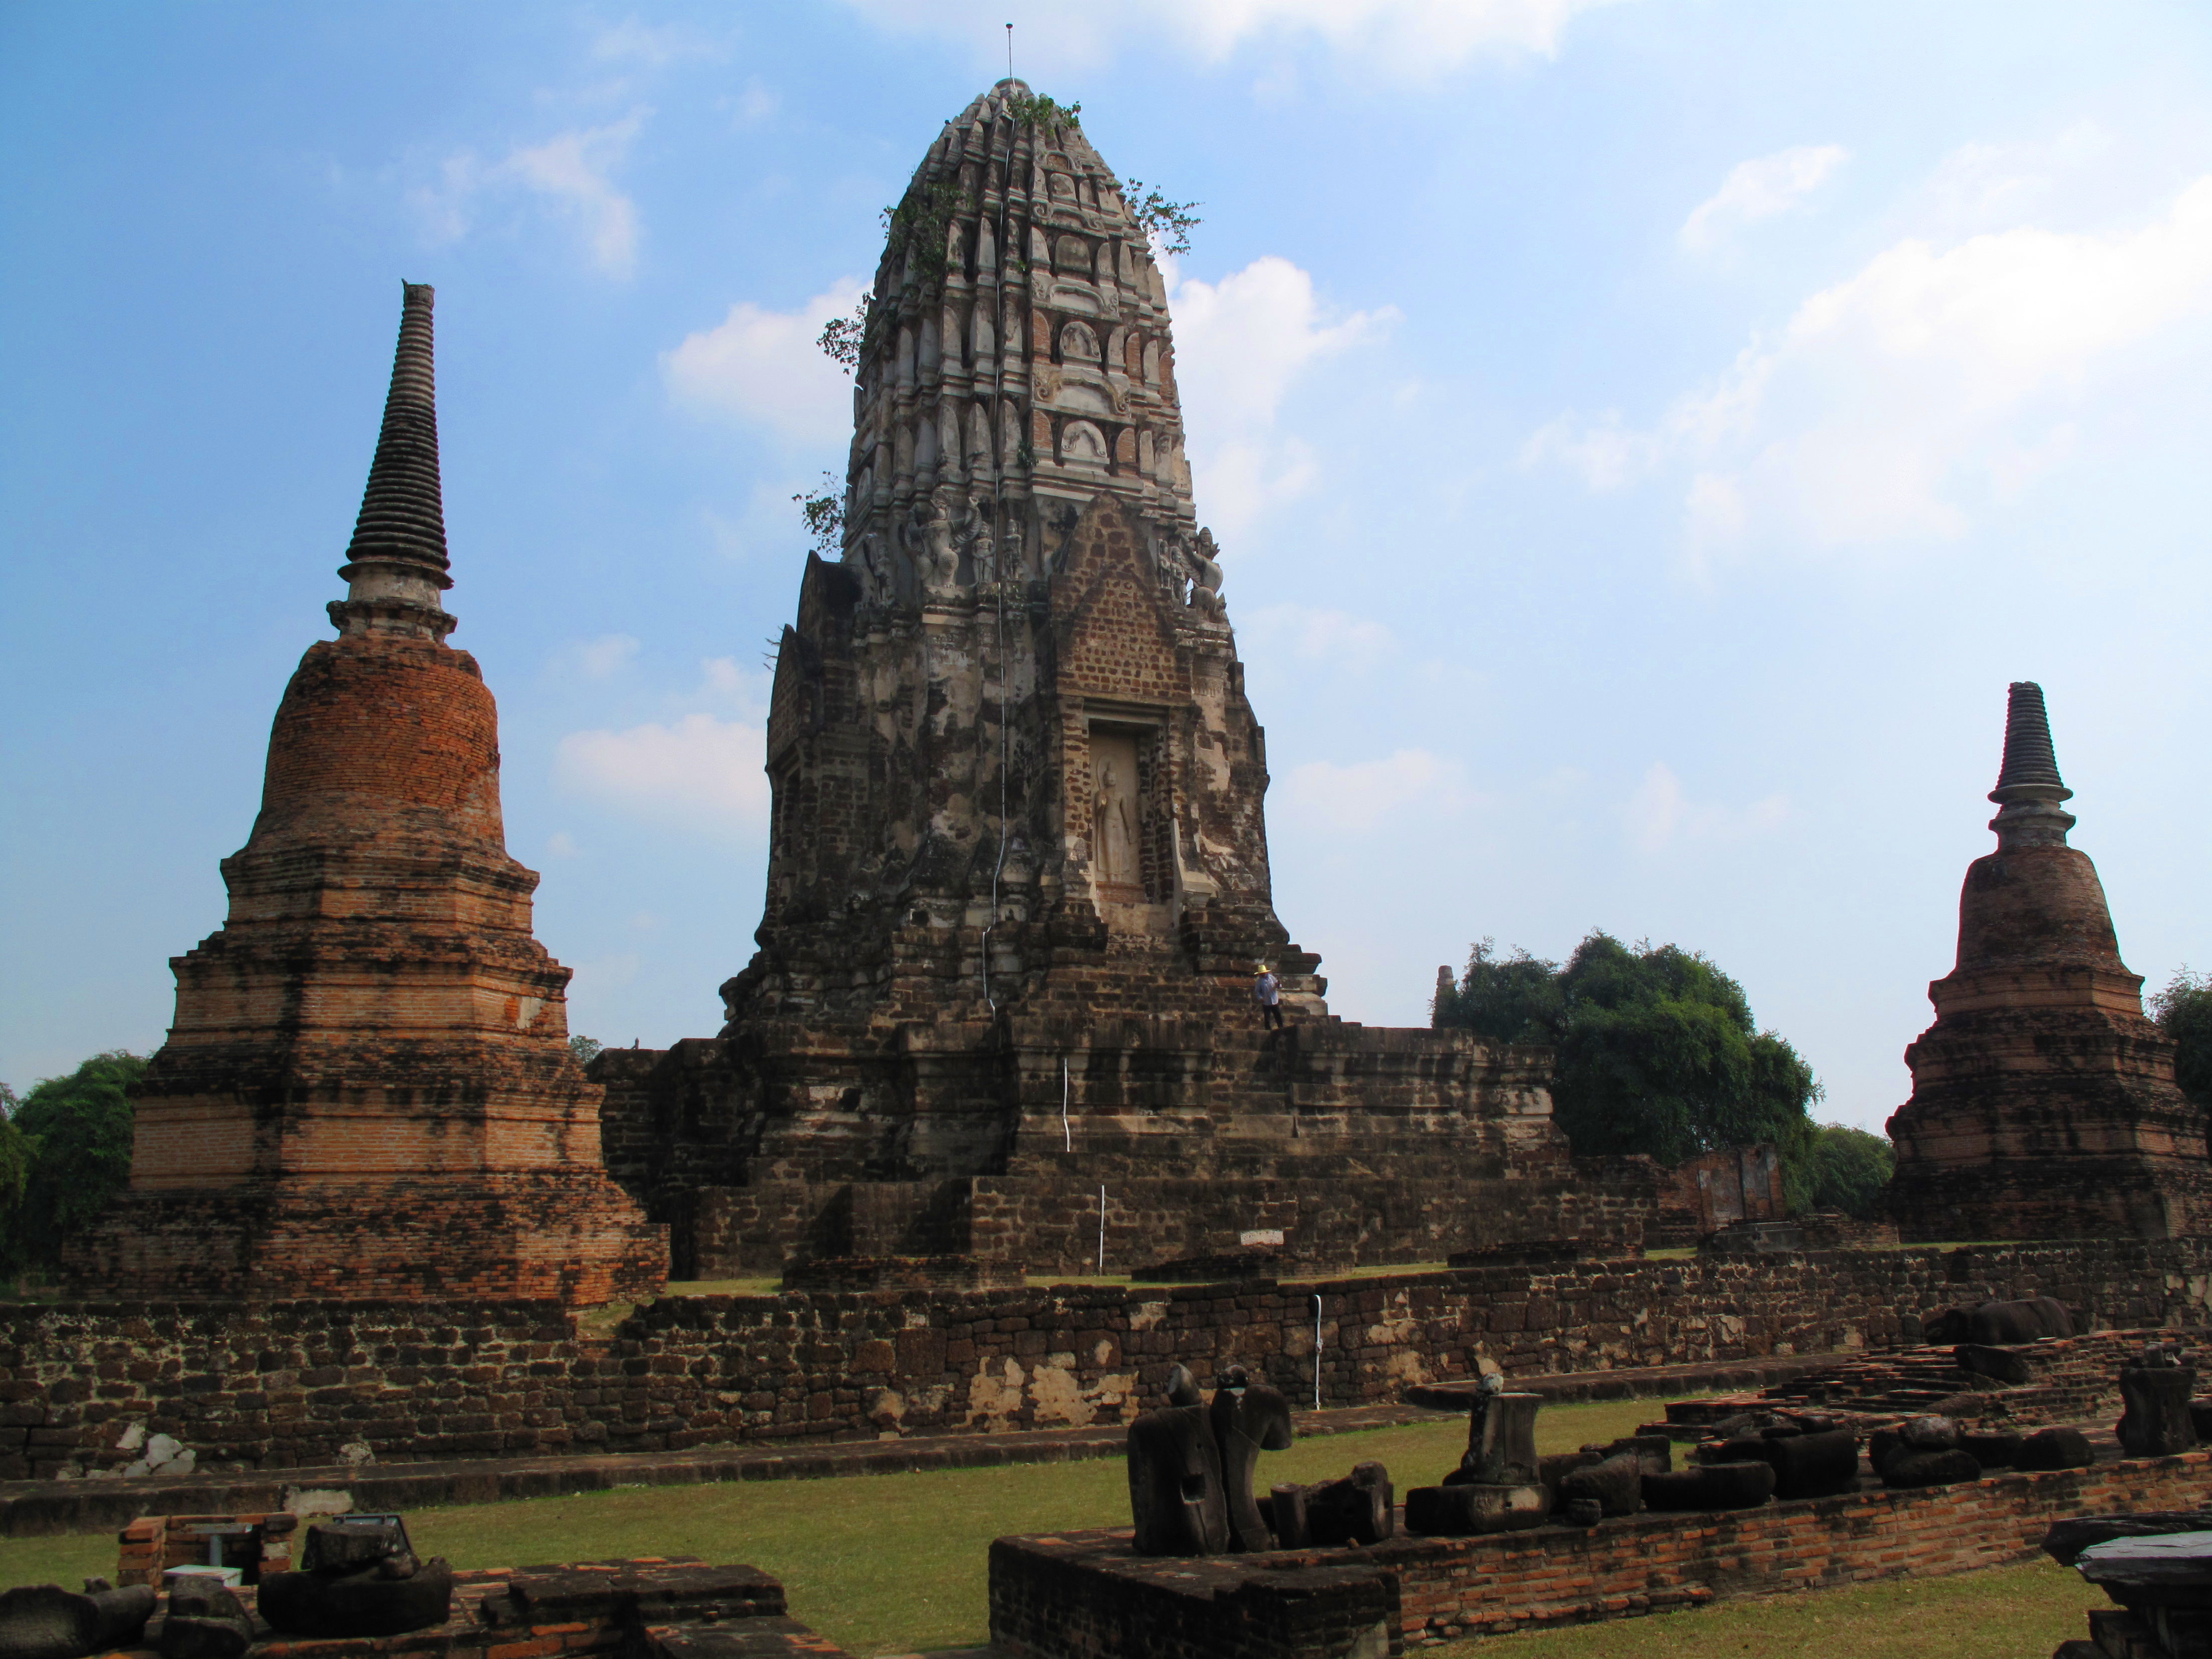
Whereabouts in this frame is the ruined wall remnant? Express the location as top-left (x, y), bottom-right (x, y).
top-left (10, 1238), bottom-right (2212, 1478)
top-left (1885, 682), bottom-right (2210, 1242)
top-left (66, 285), bottom-right (666, 1304)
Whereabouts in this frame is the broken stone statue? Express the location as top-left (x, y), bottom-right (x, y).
top-left (256, 1513), bottom-right (452, 1637)
top-left (1404, 1372), bottom-right (1548, 1536)
top-left (1127, 1364), bottom-right (1292, 1557)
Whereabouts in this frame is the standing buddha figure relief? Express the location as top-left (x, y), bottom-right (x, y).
top-left (1094, 757), bottom-right (1139, 890)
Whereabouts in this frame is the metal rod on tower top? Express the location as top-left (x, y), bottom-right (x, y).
top-left (1006, 24), bottom-right (1014, 78)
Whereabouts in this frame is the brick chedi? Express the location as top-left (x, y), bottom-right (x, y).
top-left (69, 285), bottom-right (666, 1303)
top-left (598, 85), bottom-right (1650, 1276)
top-left (1884, 682), bottom-right (2210, 1242)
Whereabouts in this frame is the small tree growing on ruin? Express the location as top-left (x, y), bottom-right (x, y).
top-left (1435, 932), bottom-right (1821, 1189)
top-left (2151, 967), bottom-right (2211, 1109)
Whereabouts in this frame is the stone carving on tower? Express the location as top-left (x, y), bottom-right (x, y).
top-left (595, 86), bottom-right (1632, 1277)
top-left (1884, 682), bottom-right (2210, 1241)
top-left (69, 285), bottom-right (667, 1304)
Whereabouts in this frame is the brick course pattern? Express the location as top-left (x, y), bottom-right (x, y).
top-left (63, 285), bottom-right (664, 1306)
top-left (9, 1238), bottom-right (2212, 1479)
top-left (988, 1453), bottom-right (2212, 1654)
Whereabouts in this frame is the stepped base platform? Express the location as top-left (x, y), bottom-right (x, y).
top-left (990, 1444), bottom-right (2212, 1656)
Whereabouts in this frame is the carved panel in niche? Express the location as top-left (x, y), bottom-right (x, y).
top-left (1055, 233), bottom-right (1092, 273)
top-left (1060, 419), bottom-right (1108, 467)
top-left (1058, 321), bottom-right (1101, 364)
top-left (1052, 381), bottom-right (1114, 416)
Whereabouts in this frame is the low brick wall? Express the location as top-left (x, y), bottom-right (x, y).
top-left (989, 1452), bottom-right (2212, 1656)
top-left (106, 1546), bottom-right (850, 1658)
top-left (9, 1237), bottom-right (2210, 1478)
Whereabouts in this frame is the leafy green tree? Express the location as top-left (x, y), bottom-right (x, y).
top-left (569, 1034), bottom-right (604, 1067)
top-left (4, 1050), bottom-right (144, 1273)
top-left (790, 470), bottom-right (844, 560)
top-left (2150, 968), bottom-right (2212, 1110)
top-left (1435, 931), bottom-right (1821, 1182)
top-left (0, 1116), bottom-right (31, 1212)
top-left (1800, 1123), bottom-right (1895, 1219)
top-left (1119, 179), bottom-right (1201, 256)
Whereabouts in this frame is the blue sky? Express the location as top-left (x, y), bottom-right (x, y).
top-left (4, 1), bottom-right (2207, 1135)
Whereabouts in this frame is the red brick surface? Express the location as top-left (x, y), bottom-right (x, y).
top-left (990, 1452), bottom-right (2212, 1651)
top-left (68, 630), bottom-right (664, 1305)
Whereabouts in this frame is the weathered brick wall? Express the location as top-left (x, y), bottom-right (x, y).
top-left (8, 1237), bottom-right (2209, 1478)
top-left (989, 1452), bottom-right (2212, 1655)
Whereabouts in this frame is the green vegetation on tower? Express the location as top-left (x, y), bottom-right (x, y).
top-left (1434, 931), bottom-right (1824, 1198)
top-left (2151, 967), bottom-right (2211, 1108)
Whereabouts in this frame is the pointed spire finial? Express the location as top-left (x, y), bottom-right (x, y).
top-left (1988, 681), bottom-right (2076, 848)
top-left (331, 282), bottom-right (456, 641)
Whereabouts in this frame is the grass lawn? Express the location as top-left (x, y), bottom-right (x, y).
top-left (0, 1396), bottom-right (2107, 1656)
top-left (1446, 1556), bottom-right (2102, 1658)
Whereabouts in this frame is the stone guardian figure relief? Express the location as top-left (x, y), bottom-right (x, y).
top-left (919, 489), bottom-right (960, 599)
top-left (1190, 528), bottom-right (1226, 620)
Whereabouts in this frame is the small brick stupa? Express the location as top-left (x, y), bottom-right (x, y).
top-left (69, 285), bottom-right (666, 1303)
top-left (1884, 682), bottom-right (2209, 1241)
top-left (597, 85), bottom-right (1641, 1277)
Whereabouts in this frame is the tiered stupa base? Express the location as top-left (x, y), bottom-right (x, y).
top-left (73, 1174), bottom-right (667, 1302)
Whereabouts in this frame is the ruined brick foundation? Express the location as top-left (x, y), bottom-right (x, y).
top-left (990, 1452), bottom-right (2212, 1655)
top-left (10, 1238), bottom-right (2212, 1478)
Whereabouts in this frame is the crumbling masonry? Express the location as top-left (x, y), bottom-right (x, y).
top-left (597, 82), bottom-right (1652, 1275)
top-left (68, 285), bottom-right (666, 1304)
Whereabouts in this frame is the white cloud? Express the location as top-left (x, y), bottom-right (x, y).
top-left (592, 20), bottom-right (725, 66)
top-left (1529, 165), bottom-right (2212, 555)
top-left (412, 113), bottom-right (647, 278)
top-left (1168, 255), bottom-right (1396, 538)
top-left (732, 77), bottom-right (779, 126)
top-left (1519, 412), bottom-right (1660, 490)
top-left (545, 831), bottom-right (580, 859)
top-left (1679, 144), bottom-right (1849, 252)
top-left (663, 279), bottom-right (868, 445)
top-left (1916, 122), bottom-right (2111, 238)
top-left (1625, 763), bottom-right (1788, 854)
top-left (556, 711), bottom-right (770, 834)
top-left (838, 0), bottom-right (1629, 78)
top-left (571, 634), bottom-right (640, 679)
top-left (1171, 255), bottom-right (1392, 427)
top-left (1242, 603), bottom-right (1396, 671)
top-left (1279, 748), bottom-right (1469, 834)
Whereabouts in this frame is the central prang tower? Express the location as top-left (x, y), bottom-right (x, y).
top-left (734, 80), bottom-right (1303, 1062)
top-left (602, 85), bottom-right (1638, 1277)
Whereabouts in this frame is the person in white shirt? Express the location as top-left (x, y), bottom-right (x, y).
top-left (1254, 963), bottom-right (1284, 1030)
